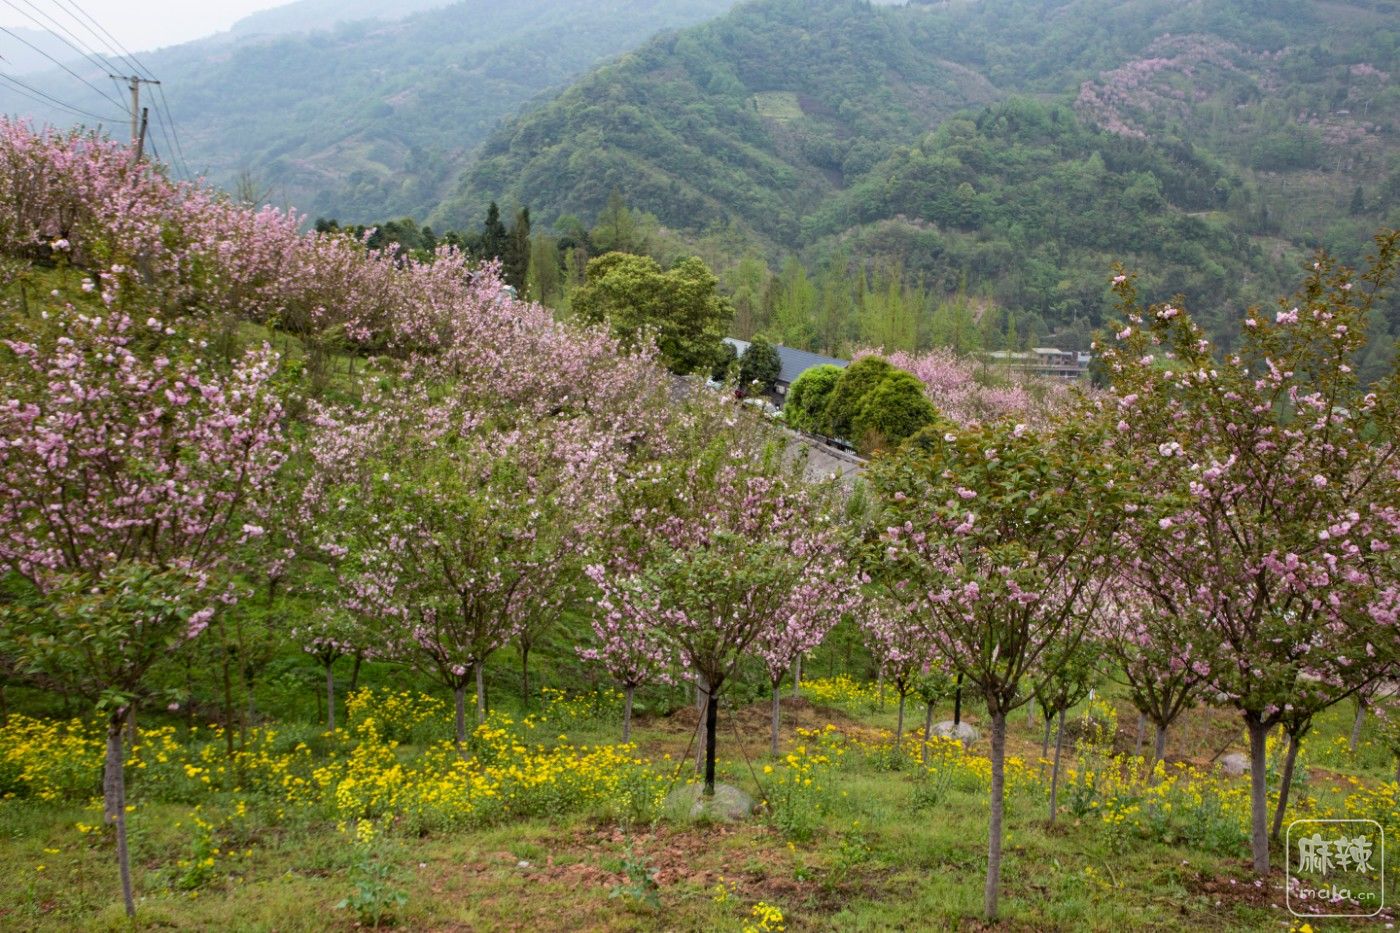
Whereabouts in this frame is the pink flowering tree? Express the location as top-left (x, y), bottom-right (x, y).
top-left (316, 385), bottom-right (621, 749)
top-left (1098, 233), bottom-right (1400, 873)
top-left (1098, 581), bottom-right (1205, 768)
top-left (753, 563), bottom-right (855, 755)
top-left (0, 307), bottom-right (285, 917)
top-left (875, 418), bottom-right (1125, 920)
top-left (858, 592), bottom-right (937, 750)
top-left (590, 433), bottom-right (847, 796)
top-left (580, 564), bottom-right (674, 742)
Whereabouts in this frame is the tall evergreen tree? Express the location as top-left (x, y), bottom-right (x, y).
top-left (481, 201), bottom-right (508, 262)
top-left (504, 207), bottom-right (532, 291)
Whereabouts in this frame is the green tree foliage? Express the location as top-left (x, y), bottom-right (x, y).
top-left (570, 252), bottom-right (734, 374)
top-left (454, 0), bottom-right (1397, 352)
top-left (822, 355), bottom-right (895, 442)
top-left (850, 370), bottom-right (938, 454)
top-left (783, 364), bottom-right (843, 433)
top-left (480, 202), bottom-right (508, 262)
top-left (527, 232), bottom-right (562, 304)
top-left (503, 207), bottom-right (531, 290)
top-left (738, 336), bottom-right (781, 393)
top-left (710, 340), bottom-right (738, 382)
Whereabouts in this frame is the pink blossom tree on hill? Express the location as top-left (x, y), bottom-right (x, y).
top-left (0, 307), bottom-right (285, 917)
top-left (875, 418), bottom-right (1126, 920)
top-left (588, 433), bottom-right (848, 796)
top-left (1097, 232), bottom-right (1400, 874)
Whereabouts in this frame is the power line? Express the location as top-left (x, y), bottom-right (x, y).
top-left (41, 0), bottom-right (191, 179)
top-left (2, 0), bottom-right (121, 77)
top-left (0, 23), bottom-right (125, 110)
top-left (49, 0), bottom-right (154, 80)
top-left (0, 69), bottom-right (118, 121)
top-left (152, 83), bottom-right (190, 178)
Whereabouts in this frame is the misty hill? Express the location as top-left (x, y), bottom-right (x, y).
top-left (227, 0), bottom-right (457, 38)
top-left (448, 0), bottom-right (1397, 339)
top-left (0, 0), bottom-right (740, 221)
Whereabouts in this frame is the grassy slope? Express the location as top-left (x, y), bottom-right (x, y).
top-left (2, 671), bottom-right (1393, 931)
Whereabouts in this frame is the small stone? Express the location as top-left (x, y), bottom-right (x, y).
top-left (1219, 752), bottom-right (1250, 776)
top-left (663, 782), bottom-right (754, 821)
top-left (517, 860), bottom-right (531, 869)
top-left (931, 721), bottom-right (981, 745)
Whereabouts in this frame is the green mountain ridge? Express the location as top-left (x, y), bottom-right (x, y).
top-left (0, 0), bottom-right (741, 222)
top-left (449, 0), bottom-right (1398, 345)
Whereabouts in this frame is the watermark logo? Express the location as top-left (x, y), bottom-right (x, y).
top-left (1286, 818), bottom-right (1385, 918)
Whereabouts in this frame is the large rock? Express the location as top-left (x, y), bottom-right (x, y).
top-left (1219, 752), bottom-right (1251, 776)
top-left (931, 721), bottom-right (981, 745)
top-left (664, 782), bottom-right (754, 822)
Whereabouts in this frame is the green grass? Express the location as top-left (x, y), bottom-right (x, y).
top-left (8, 680), bottom-right (1392, 931)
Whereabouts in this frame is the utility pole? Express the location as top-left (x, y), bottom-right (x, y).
top-left (134, 107), bottom-right (149, 162)
top-left (108, 74), bottom-right (160, 149)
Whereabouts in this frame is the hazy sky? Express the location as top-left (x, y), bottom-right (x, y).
top-left (1, 0), bottom-right (289, 53)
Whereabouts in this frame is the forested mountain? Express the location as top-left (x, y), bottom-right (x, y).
top-left (451, 0), bottom-right (1398, 347)
top-left (0, 0), bottom-right (739, 221)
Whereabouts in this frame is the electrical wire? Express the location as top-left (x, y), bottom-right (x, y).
top-left (0, 68), bottom-right (118, 121)
top-left (0, 22), bottom-right (125, 110)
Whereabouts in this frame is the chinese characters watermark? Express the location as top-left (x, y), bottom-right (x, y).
top-left (1287, 819), bottom-right (1385, 918)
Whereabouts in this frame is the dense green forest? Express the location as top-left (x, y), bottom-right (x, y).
top-left (447, 0), bottom-right (1398, 354)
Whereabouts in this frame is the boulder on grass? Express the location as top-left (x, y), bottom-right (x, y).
top-left (1219, 752), bottom-right (1251, 776)
top-left (664, 782), bottom-right (753, 822)
top-left (931, 721), bottom-right (981, 745)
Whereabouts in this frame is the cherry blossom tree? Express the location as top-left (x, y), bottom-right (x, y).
top-left (580, 563), bottom-right (675, 742)
top-left (754, 562), bottom-right (854, 754)
top-left (859, 593), bottom-right (936, 749)
top-left (876, 418), bottom-right (1125, 920)
top-left (0, 307), bottom-right (285, 917)
top-left (1098, 582), bottom-right (1205, 768)
top-left (1098, 235), bottom-right (1400, 874)
top-left (316, 386), bottom-right (622, 748)
top-left (590, 430), bottom-right (847, 796)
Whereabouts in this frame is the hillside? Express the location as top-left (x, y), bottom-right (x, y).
top-left (0, 0), bottom-right (740, 222)
top-left (450, 0), bottom-right (1398, 341)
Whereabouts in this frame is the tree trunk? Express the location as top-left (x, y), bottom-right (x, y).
top-left (694, 677), bottom-right (708, 775)
top-left (1049, 708), bottom-right (1066, 824)
top-left (475, 663), bottom-right (487, 724)
top-left (922, 700), bottom-right (934, 765)
top-left (453, 685), bottom-right (467, 750)
top-left (791, 656), bottom-right (802, 698)
top-left (1153, 722), bottom-right (1168, 765)
top-left (1270, 729), bottom-right (1303, 842)
top-left (984, 710), bottom-right (1008, 921)
top-left (222, 656), bottom-right (235, 759)
top-left (349, 651), bottom-right (363, 695)
top-left (520, 642), bottom-right (531, 708)
top-left (1350, 701), bottom-right (1366, 753)
top-left (1135, 712), bottom-right (1146, 758)
top-left (704, 684), bottom-right (719, 797)
top-left (104, 710), bottom-right (136, 918)
top-left (622, 684), bottom-right (635, 744)
top-left (325, 664), bottom-right (336, 733)
top-left (953, 674), bottom-right (963, 726)
top-left (895, 691), bottom-right (906, 749)
top-left (245, 669), bottom-right (257, 727)
top-left (1246, 716), bottom-right (1271, 874)
top-left (770, 683), bottom-right (781, 756)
